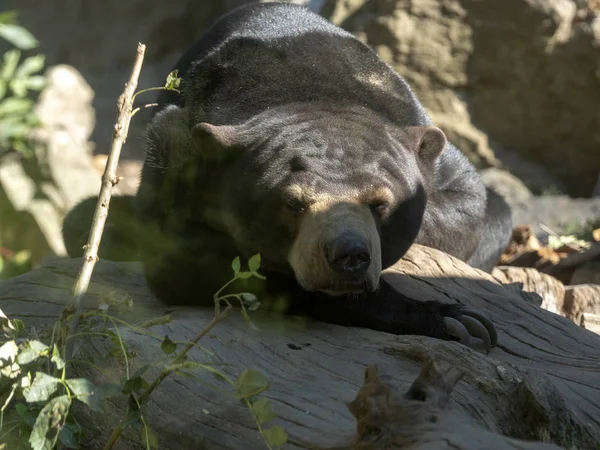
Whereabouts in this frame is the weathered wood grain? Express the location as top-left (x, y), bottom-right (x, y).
top-left (1, 244), bottom-right (599, 449)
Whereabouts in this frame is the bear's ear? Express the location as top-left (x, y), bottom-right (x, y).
top-left (406, 126), bottom-right (447, 163)
top-left (191, 122), bottom-right (240, 160)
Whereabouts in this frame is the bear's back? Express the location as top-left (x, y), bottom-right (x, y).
top-left (158, 3), bottom-right (430, 130)
top-left (156, 3), bottom-right (336, 109)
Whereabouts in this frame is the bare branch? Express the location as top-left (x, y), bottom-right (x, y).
top-left (61, 43), bottom-right (147, 364)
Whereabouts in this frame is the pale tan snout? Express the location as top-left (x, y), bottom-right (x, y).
top-left (288, 201), bottom-right (382, 295)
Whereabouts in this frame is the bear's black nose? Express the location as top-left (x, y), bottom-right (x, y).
top-left (326, 234), bottom-right (371, 274)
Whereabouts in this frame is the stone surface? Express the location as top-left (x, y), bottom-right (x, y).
top-left (492, 266), bottom-right (564, 315)
top-left (0, 65), bottom-right (100, 261)
top-left (563, 284), bottom-right (600, 327)
top-left (511, 195), bottom-right (600, 237)
top-left (323, 0), bottom-right (600, 196)
top-left (10, 0), bottom-right (600, 195)
top-left (582, 313), bottom-right (600, 334)
top-left (480, 168), bottom-right (533, 205)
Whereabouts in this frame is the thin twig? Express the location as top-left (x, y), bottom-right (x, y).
top-left (131, 102), bottom-right (159, 117)
top-left (102, 306), bottom-right (233, 450)
top-left (61, 43), bottom-right (147, 366)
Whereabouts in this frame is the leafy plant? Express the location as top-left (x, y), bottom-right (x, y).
top-left (561, 218), bottom-right (600, 243)
top-left (1, 57), bottom-right (287, 449)
top-left (0, 248), bottom-right (32, 280)
top-left (1, 254), bottom-right (287, 450)
top-left (0, 12), bottom-right (45, 157)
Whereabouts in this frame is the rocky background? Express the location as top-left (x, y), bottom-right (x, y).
top-left (7, 0), bottom-right (599, 193)
top-left (1, 1), bottom-right (599, 326)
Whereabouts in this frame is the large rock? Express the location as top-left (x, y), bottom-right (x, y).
top-left (0, 65), bottom-right (100, 261)
top-left (563, 284), bottom-right (600, 327)
top-left (10, 0), bottom-right (600, 194)
top-left (492, 266), bottom-right (565, 315)
top-left (323, 0), bottom-right (600, 196)
top-left (511, 195), bottom-right (600, 237)
top-left (480, 168), bottom-right (533, 205)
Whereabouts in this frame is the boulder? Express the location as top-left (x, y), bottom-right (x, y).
top-left (492, 266), bottom-right (564, 315)
top-left (322, 0), bottom-right (600, 196)
top-left (480, 168), bottom-right (532, 205)
top-left (0, 65), bottom-right (100, 261)
top-left (563, 284), bottom-right (600, 326)
top-left (511, 195), bottom-right (600, 237)
top-left (11, 0), bottom-right (600, 194)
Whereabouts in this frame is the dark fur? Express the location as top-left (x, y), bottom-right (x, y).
top-left (70, 3), bottom-right (512, 341)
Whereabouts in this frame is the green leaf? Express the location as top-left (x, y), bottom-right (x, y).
top-left (15, 54), bottom-right (44, 78)
top-left (9, 318), bottom-right (25, 336)
top-left (24, 75), bottom-right (46, 91)
top-left (15, 402), bottom-right (27, 416)
top-left (214, 371), bottom-right (227, 382)
top-left (98, 382), bottom-right (122, 400)
top-left (58, 421), bottom-right (80, 449)
top-left (0, 118), bottom-right (33, 141)
top-left (122, 405), bottom-right (142, 430)
top-left (9, 78), bottom-right (27, 97)
top-left (262, 426), bottom-right (288, 447)
top-left (251, 397), bottom-right (277, 424)
top-left (235, 369), bottom-right (268, 399)
top-left (238, 271), bottom-right (252, 280)
top-left (133, 365), bottom-right (150, 379)
top-left (248, 253), bottom-right (261, 272)
top-left (160, 335), bottom-right (176, 355)
top-left (23, 372), bottom-right (60, 403)
top-left (65, 378), bottom-right (105, 413)
top-left (17, 340), bottom-right (49, 365)
top-left (231, 256), bottom-right (241, 276)
top-left (0, 23), bottom-right (39, 49)
top-left (0, 80), bottom-right (6, 100)
top-left (1, 49), bottom-right (20, 79)
top-left (122, 376), bottom-right (148, 395)
top-left (51, 345), bottom-right (65, 370)
top-left (0, 97), bottom-right (34, 116)
top-left (18, 403), bottom-right (40, 427)
top-left (0, 340), bottom-right (19, 378)
top-left (140, 422), bottom-right (159, 450)
top-left (164, 70), bottom-right (181, 90)
top-left (29, 395), bottom-right (71, 450)
top-left (0, 11), bottom-right (18, 25)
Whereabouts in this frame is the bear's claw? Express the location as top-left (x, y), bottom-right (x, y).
top-left (443, 308), bottom-right (497, 353)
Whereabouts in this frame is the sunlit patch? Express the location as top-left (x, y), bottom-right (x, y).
top-left (354, 71), bottom-right (389, 89)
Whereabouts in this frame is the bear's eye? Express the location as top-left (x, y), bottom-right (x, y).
top-left (370, 201), bottom-right (390, 215)
top-left (284, 198), bottom-right (307, 213)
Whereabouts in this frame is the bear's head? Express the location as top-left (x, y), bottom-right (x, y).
top-left (159, 104), bottom-right (446, 295)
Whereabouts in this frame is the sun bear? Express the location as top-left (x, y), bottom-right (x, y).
top-left (65, 2), bottom-right (512, 351)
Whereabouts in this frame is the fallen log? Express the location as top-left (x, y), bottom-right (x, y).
top-left (335, 361), bottom-right (562, 449)
top-left (1, 244), bottom-right (599, 449)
